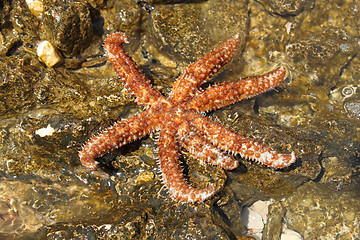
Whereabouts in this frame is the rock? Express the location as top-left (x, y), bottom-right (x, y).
top-left (281, 229), bottom-right (303, 240)
top-left (40, 0), bottom-right (99, 56)
top-left (37, 40), bottom-right (64, 67)
top-left (0, 0), bottom-right (360, 238)
top-left (0, 56), bottom-right (37, 114)
top-left (241, 200), bottom-right (275, 239)
top-left (136, 170), bottom-right (155, 184)
top-left (282, 182), bottom-right (360, 239)
top-left (25, 0), bottom-right (43, 18)
top-left (145, 0), bottom-right (248, 62)
top-left (100, 0), bottom-right (142, 36)
top-left (257, 0), bottom-right (314, 16)
top-left (10, 0), bottom-right (40, 43)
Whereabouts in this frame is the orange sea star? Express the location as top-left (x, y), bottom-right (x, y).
top-left (79, 32), bottom-right (296, 203)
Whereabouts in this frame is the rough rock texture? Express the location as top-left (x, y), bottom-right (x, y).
top-left (145, 0), bottom-right (248, 61)
top-left (0, 0), bottom-right (359, 239)
top-left (283, 182), bottom-right (360, 239)
top-left (40, 0), bottom-right (100, 56)
top-left (257, 0), bottom-right (314, 16)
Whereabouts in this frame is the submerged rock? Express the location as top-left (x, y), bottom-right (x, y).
top-left (283, 182), bottom-right (360, 239)
top-left (0, 0), bottom-right (359, 239)
top-left (40, 0), bottom-right (99, 56)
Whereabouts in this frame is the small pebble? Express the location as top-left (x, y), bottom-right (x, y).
top-left (37, 41), bottom-right (63, 67)
top-left (25, 0), bottom-right (43, 18)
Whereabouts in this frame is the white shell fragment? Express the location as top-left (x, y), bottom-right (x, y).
top-left (37, 41), bottom-right (63, 67)
top-left (281, 229), bottom-right (303, 240)
top-left (241, 199), bottom-right (304, 240)
top-left (250, 199), bottom-right (273, 223)
top-left (241, 206), bottom-right (264, 231)
top-left (35, 124), bottom-right (55, 137)
top-left (25, 0), bottom-right (43, 18)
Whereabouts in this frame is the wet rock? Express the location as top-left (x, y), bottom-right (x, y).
top-left (100, 0), bottom-right (142, 36)
top-left (150, 204), bottom-right (232, 239)
top-left (0, 56), bottom-right (37, 114)
top-left (0, 34), bottom-right (22, 57)
top-left (31, 68), bottom-right (86, 107)
top-left (285, 28), bottom-right (357, 85)
top-left (0, 0), bottom-right (11, 29)
top-left (35, 124), bottom-right (56, 137)
top-left (0, 114), bottom-right (80, 175)
top-left (10, 0), bottom-right (41, 43)
top-left (0, 54), bottom-right (110, 116)
top-left (145, 0), bottom-right (198, 4)
top-left (284, 1), bottom-right (359, 86)
top-left (40, 0), bottom-right (99, 56)
top-left (0, 171), bottom-right (116, 238)
top-left (0, 0), bottom-right (360, 238)
top-left (241, 0), bottom-right (290, 73)
top-left (242, 199), bottom-right (304, 240)
top-left (215, 186), bottom-right (245, 237)
top-left (86, 0), bottom-right (107, 9)
top-left (145, 0), bottom-right (248, 62)
top-left (229, 165), bottom-right (310, 202)
top-left (328, 54), bottom-right (360, 123)
top-left (344, 101), bottom-right (360, 119)
top-left (0, 59), bottom-right (135, 174)
top-left (33, 202), bottom-right (233, 239)
top-left (262, 201), bottom-right (285, 239)
top-left (0, 182), bottom-right (47, 237)
top-left (282, 181), bottom-right (360, 239)
top-left (280, 229), bottom-right (303, 240)
top-left (320, 156), bottom-right (354, 190)
top-left (257, 0), bottom-right (314, 16)
top-left (242, 205), bottom-right (265, 237)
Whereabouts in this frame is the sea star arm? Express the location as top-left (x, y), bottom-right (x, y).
top-left (104, 32), bottom-right (164, 107)
top-left (158, 123), bottom-right (216, 203)
top-left (187, 112), bottom-right (296, 169)
top-left (79, 109), bottom-right (161, 170)
top-left (187, 66), bottom-right (287, 113)
top-left (178, 120), bottom-right (239, 170)
top-left (170, 34), bottom-right (241, 104)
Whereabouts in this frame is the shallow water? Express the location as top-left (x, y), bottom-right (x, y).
top-left (0, 0), bottom-right (359, 239)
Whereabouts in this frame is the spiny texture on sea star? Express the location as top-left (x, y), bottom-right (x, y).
top-left (79, 32), bottom-right (296, 203)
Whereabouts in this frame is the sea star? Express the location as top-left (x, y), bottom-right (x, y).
top-left (79, 32), bottom-right (296, 203)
